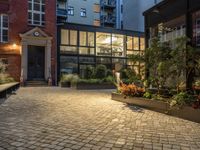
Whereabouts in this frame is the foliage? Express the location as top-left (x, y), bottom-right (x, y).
top-left (78, 79), bottom-right (103, 84)
top-left (119, 83), bottom-right (145, 97)
top-left (0, 60), bottom-right (15, 84)
top-left (60, 74), bottom-right (79, 86)
top-left (106, 69), bottom-right (113, 77)
top-left (103, 76), bottom-right (115, 84)
top-left (0, 60), bottom-right (6, 73)
top-left (95, 65), bottom-right (107, 79)
top-left (194, 80), bottom-right (200, 87)
top-left (84, 65), bottom-right (94, 79)
top-left (143, 92), bottom-right (152, 99)
top-left (120, 68), bottom-right (141, 84)
top-left (0, 74), bottom-right (15, 84)
top-left (170, 92), bottom-right (196, 108)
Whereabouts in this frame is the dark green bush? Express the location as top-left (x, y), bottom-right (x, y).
top-left (170, 92), bottom-right (196, 108)
top-left (106, 69), bottom-right (113, 77)
top-left (85, 66), bottom-right (94, 79)
top-left (95, 65), bottom-right (107, 79)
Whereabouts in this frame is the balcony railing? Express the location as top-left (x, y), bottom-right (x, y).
top-left (57, 8), bottom-right (67, 17)
top-left (101, 15), bottom-right (116, 24)
top-left (101, 0), bottom-right (116, 8)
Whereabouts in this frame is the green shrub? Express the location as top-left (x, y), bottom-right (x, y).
top-left (0, 74), bottom-right (15, 84)
top-left (143, 92), bottom-right (152, 99)
top-left (106, 69), bottom-right (113, 77)
top-left (95, 65), bottom-right (107, 79)
top-left (120, 69), bottom-right (128, 79)
top-left (78, 79), bottom-right (102, 84)
top-left (60, 74), bottom-right (79, 86)
top-left (103, 76), bottom-right (115, 84)
top-left (170, 92), bottom-right (196, 108)
top-left (85, 66), bottom-right (94, 79)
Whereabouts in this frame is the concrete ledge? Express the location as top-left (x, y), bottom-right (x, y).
top-left (77, 83), bottom-right (115, 90)
top-left (112, 92), bottom-right (200, 123)
top-left (0, 82), bottom-right (20, 99)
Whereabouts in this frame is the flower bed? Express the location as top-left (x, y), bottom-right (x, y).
top-left (112, 92), bottom-right (200, 123)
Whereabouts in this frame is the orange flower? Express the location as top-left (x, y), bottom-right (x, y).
top-left (119, 83), bottom-right (145, 97)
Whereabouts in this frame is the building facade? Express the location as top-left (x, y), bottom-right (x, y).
top-left (144, 0), bottom-right (200, 87)
top-left (0, 0), bottom-right (57, 84)
top-left (57, 0), bottom-right (162, 31)
top-left (57, 23), bottom-right (145, 79)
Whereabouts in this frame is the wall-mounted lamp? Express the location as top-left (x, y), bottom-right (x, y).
top-left (12, 43), bottom-right (17, 49)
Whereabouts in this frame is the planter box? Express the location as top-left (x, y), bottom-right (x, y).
top-left (77, 82), bottom-right (115, 90)
top-left (60, 82), bottom-right (71, 88)
top-left (112, 93), bottom-right (200, 123)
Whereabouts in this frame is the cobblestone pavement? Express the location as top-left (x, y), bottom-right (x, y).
top-left (0, 87), bottom-right (200, 150)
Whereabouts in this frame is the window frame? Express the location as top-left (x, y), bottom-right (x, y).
top-left (68, 6), bottom-right (74, 16)
top-left (0, 14), bottom-right (9, 43)
top-left (80, 8), bottom-right (87, 17)
top-left (28, 0), bottom-right (45, 26)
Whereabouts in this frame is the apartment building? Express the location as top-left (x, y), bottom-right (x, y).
top-left (0, 0), bottom-right (57, 84)
top-left (57, 0), bottom-right (162, 31)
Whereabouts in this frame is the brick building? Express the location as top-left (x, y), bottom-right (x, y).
top-left (0, 0), bottom-right (57, 84)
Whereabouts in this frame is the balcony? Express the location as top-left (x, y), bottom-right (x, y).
top-left (101, 0), bottom-right (116, 9)
top-left (57, 8), bottom-right (67, 23)
top-left (101, 15), bottom-right (116, 25)
top-left (57, 8), bottom-right (67, 17)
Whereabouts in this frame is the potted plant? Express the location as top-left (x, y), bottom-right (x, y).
top-left (193, 80), bottom-right (200, 94)
top-left (60, 74), bottom-right (73, 87)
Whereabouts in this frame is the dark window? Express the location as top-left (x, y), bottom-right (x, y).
top-left (0, 14), bottom-right (8, 42)
top-left (28, 0), bottom-right (45, 26)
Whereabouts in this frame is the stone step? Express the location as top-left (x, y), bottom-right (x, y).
top-left (26, 81), bottom-right (48, 87)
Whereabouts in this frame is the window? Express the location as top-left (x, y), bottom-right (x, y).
top-left (61, 29), bottom-right (69, 45)
top-left (193, 10), bottom-right (200, 46)
top-left (140, 37), bottom-right (145, 50)
top-left (60, 56), bottom-right (78, 74)
top-left (112, 34), bottom-right (124, 57)
top-left (28, 0), bottom-right (45, 26)
top-left (0, 14), bottom-right (8, 42)
top-left (80, 8), bottom-right (86, 17)
top-left (96, 32), bottom-right (112, 56)
top-left (79, 31), bottom-right (95, 55)
top-left (133, 37), bottom-right (139, 50)
top-left (68, 6), bottom-right (74, 16)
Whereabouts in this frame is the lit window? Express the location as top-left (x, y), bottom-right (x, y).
top-left (0, 14), bottom-right (8, 42)
top-left (28, 0), bottom-right (45, 26)
top-left (80, 8), bottom-right (86, 17)
top-left (68, 6), bottom-right (74, 16)
top-left (140, 37), bottom-right (145, 50)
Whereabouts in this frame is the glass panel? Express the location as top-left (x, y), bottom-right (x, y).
top-left (79, 65), bottom-right (95, 78)
top-left (140, 37), bottom-right (145, 50)
top-left (96, 32), bottom-right (111, 56)
top-left (193, 10), bottom-right (200, 46)
top-left (96, 57), bottom-right (111, 64)
top-left (79, 31), bottom-right (87, 46)
top-left (79, 47), bottom-right (94, 55)
top-left (133, 37), bottom-right (139, 50)
top-left (127, 36), bottom-right (133, 50)
top-left (79, 57), bottom-right (95, 64)
top-left (60, 56), bottom-right (78, 74)
top-left (2, 15), bottom-right (8, 28)
top-left (60, 46), bottom-right (77, 54)
top-left (88, 32), bottom-right (94, 47)
top-left (112, 34), bottom-right (124, 57)
top-left (61, 29), bottom-right (69, 45)
top-left (70, 30), bottom-right (77, 45)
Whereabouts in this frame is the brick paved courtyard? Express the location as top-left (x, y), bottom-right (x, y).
top-left (0, 87), bottom-right (200, 150)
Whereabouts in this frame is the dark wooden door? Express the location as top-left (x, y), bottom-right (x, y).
top-left (28, 46), bottom-right (45, 80)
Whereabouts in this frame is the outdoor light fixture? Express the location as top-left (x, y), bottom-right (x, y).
top-left (12, 43), bottom-right (17, 49)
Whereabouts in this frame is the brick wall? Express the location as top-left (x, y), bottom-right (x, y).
top-left (0, 0), bottom-right (57, 83)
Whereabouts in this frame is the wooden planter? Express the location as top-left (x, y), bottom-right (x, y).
top-left (112, 93), bottom-right (200, 123)
top-left (77, 82), bottom-right (116, 90)
top-left (60, 82), bottom-right (71, 88)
